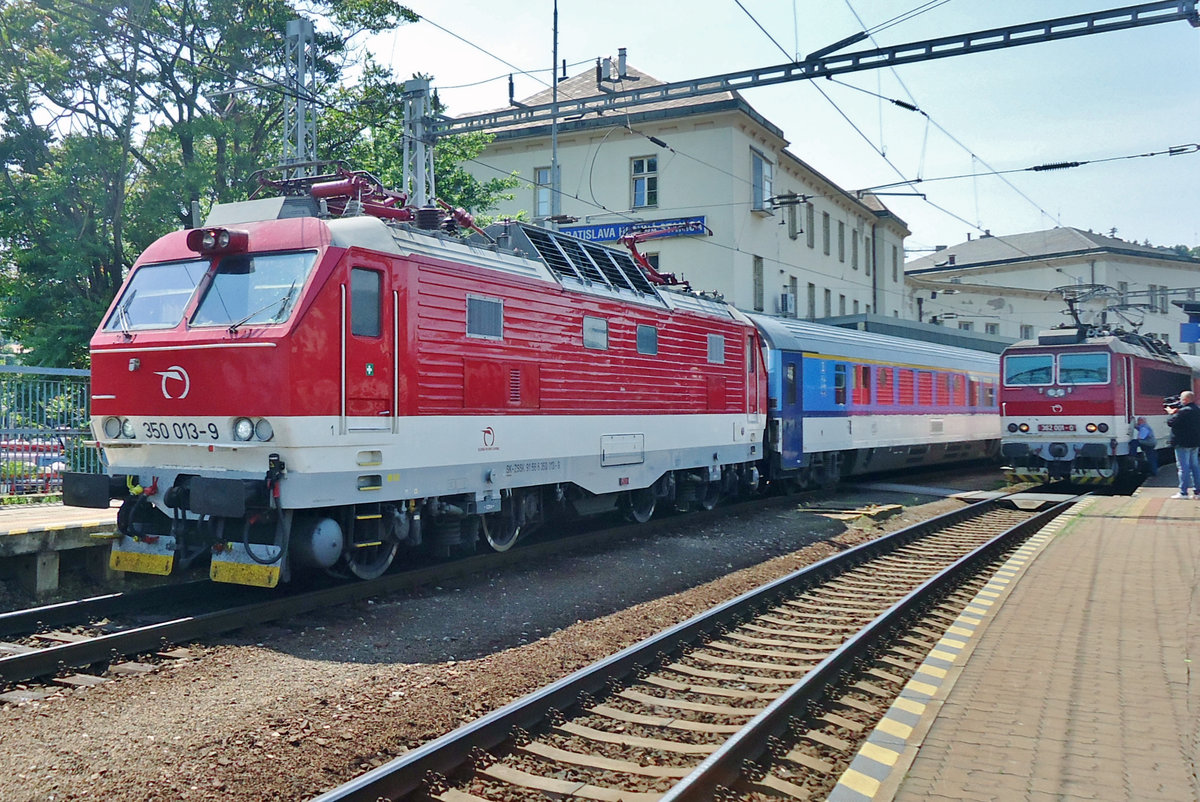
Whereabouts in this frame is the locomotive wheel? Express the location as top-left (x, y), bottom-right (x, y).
top-left (344, 540), bottom-right (399, 581)
top-left (698, 481), bottom-right (722, 511)
top-left (480, 513), bottom-right (520, 552)
top-left (623, 488), bottom-right (656, 524)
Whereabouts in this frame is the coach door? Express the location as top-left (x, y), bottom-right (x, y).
top-left (778, 353), bottom-right (803, 468)
top-left (341, 265), bottom-right (395, 434)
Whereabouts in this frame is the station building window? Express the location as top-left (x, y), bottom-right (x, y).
top-left (631, 157), bottom-right (658, 208)
top-left (534, 166), bottom-right (552, 219)
top-left (751, 150), bottom-right (773, 212)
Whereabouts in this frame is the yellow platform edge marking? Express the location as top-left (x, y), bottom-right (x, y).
top-left (831, 496), bottom-right (1082, 800)
top-left (838, 768), bottom-right (882, 797)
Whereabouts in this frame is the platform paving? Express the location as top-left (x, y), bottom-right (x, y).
top-left (838, 472), bottom-right (1200, 802)
top-left (0, 502), bottom-right (118, 596)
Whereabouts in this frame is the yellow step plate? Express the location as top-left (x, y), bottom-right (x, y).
top-left (210, 542), bottom-right (283, 588)
top-left (109, 535), bottom-right (176, 576)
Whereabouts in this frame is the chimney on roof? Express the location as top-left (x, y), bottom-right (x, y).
top-left (618, 47), bottom-right (627, 78)
top-left (935, 245), bottom-right (947, 252)
top-left (967, 233), bottom-right (972, 241)
top-left (982, 230), bottom-right (992, 238)
top-left (948, 255), bottom-right (956, 265)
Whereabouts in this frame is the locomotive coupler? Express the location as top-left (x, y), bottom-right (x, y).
top-left (266, 453), bottom-right (287, 509)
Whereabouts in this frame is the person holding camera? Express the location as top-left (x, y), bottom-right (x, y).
top-left (1165, 390), bottom-right (1200, 498)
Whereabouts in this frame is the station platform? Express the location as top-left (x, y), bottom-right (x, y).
top-left (0, 502), bottom-right (118, 596)
top-left (832, 470), bottom-right (1200, 802)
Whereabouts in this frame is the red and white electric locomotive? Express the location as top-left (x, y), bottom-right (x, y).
top-left (1001, 326), bottom-right (1200, 484)
top-left (65, 168), bottom-right (766, 587)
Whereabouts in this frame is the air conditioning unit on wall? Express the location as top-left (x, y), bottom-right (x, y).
top-left (777, 292), bottom-right (796, 315)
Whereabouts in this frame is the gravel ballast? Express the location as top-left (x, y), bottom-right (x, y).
top-left (0, 486), bottom-right (978, 801)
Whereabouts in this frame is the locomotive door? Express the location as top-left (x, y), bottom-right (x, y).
top-left (341, 265), bottom-right (394, 433)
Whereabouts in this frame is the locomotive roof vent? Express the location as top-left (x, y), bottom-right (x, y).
top-left (205, 196), bottom-right (318, 226)
top-left (1037, 328), bottom-right (1086, 345)
top-left (487, 222), bottom-right (662, 300)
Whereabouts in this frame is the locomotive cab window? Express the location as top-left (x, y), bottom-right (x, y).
top-left (1057, 352), bottom-right (1109, 385)
top-left (104, 259), bottom-right (208, 331)
top-left (466, 296), bottom-right (504, 340)
top-left (350, 268), bottom-right (381, 337)
top-left (1003, 354), bottom-right (1053, 386)
top-left (191, 251), bottom-right (315, 328)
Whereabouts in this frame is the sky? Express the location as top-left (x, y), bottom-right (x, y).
top-left (365, 1), bottom-right (1200, 258)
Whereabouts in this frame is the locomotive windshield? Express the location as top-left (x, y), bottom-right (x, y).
top-left (103, 260), bottom-right (209, 332)
top-left (191, 251), bottom-right (316, 329)
top-left (1057, 352), bottom-right (1109, 385)
top-left (1003, 354), bottom-right (1053, 386)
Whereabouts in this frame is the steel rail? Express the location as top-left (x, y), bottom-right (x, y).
top-left (0, 581), bottom-right (237, 639)
top-left (311, 490), bottom-right (1073, 802)
top-left (0, 491), bottom-right (813, 686)
top-left (660, 494), bottom-right (1081, 799)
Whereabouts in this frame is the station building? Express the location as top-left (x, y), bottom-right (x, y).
top-left (458, 58), bottom-right (912, 321)
top-left (905, 228), bottom-right (1200, 352)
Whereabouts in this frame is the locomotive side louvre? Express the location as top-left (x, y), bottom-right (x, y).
top-left (68, 203), bottom-right (767, 587)
top-left (1000, 331), bottom-right (1200, 484)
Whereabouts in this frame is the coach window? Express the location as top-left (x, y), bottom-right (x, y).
top-left (636, 324), bottom-right (658, 355)
top-left (583, 316), bottom-right (609, 350)
top-left (785, 363), bottom-right (797, 405)
top-left (878, 367), bottom-right (893, 405)
top-left (853, 365), bottom-right (871, 405)
top-left (350, 268), bottom-right (381, 337)
top-left (1057, 352), bottom-right (1109, 385)
top-left (898, 370), bottom-right (915, 405)
top-left (707, 334), bottom-right (725, 364)
top-left (466, 295), bottom-right (503, 340)
top-left (834, 364), bottom-right (847, 405)
top-left (1003, 354), bottom-right (1053, 386)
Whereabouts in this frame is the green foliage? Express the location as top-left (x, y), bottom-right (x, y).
top-left (0, 0), bottom-right (507, 367)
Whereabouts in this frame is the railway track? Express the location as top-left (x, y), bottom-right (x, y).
top-left (0, 490), bottom-right (833, 696)
top-left (313, 490), bottom-right (1080, 802)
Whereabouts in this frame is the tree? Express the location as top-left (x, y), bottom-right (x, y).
top-left (320, 66), bottom-right (519, 219)
top-left (0, 0), bottom-right (418, 366)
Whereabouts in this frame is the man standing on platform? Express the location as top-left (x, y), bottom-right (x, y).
top-left (1165, 390), bottom-right (1200, 498)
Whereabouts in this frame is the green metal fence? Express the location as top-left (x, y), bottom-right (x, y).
top-left (0, 366), bottom-right (99, 500)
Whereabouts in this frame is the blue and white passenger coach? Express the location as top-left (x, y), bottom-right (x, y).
top-left (749, 316), bottom-right (1001, 488)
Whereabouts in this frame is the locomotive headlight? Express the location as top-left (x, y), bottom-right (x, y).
top-left (1086, 423), bottom-right (1098, 433)
top-left (103, 417), bottom-right (123, 439)
top-left (120, 418), bottom-right (136, 439)
top-left (232, 417), bottom-right (255, 441)
top-left (1098, 423), bottom-right (1109, 433)
top-left (1007, 423), bottom-right (1019, 433)
top-left (1018, 423), bottom-right (1030, 433)
top-left (254, 418), bottom-right (274, 441)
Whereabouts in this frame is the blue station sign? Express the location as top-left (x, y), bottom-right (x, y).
top-left (560, 215), bottom-right (707, 243)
